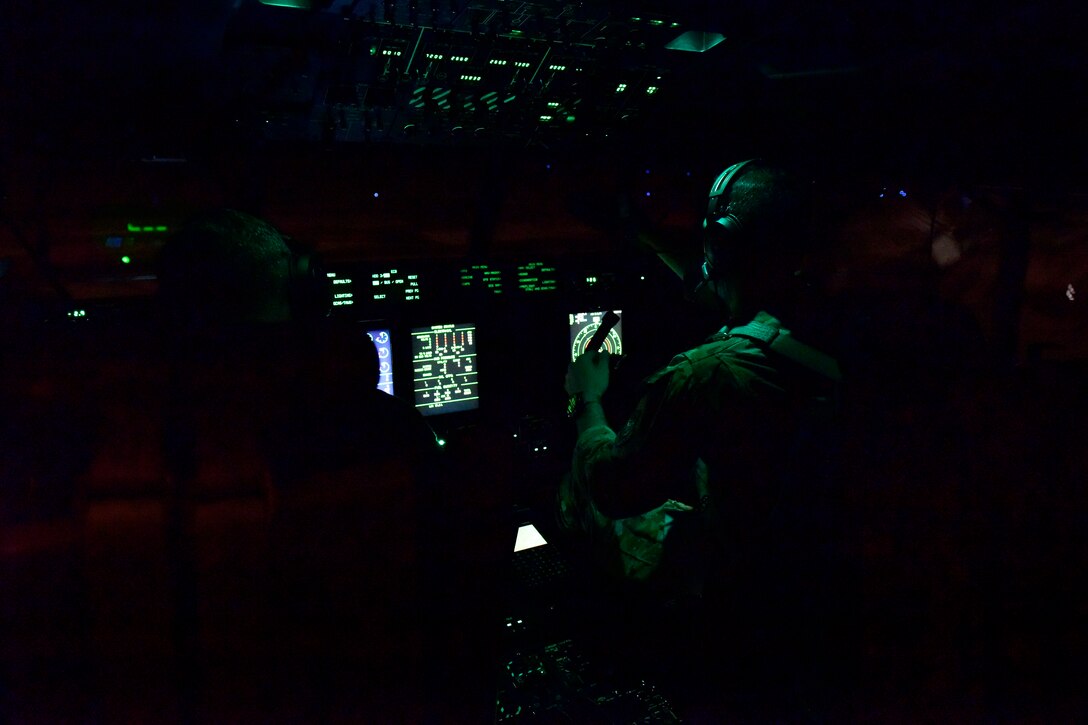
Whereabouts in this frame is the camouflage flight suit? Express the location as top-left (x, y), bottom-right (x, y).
top-left (558, 311), bottom-right (840, 597)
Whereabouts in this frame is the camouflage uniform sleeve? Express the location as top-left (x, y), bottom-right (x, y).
top-left (570, 356), bottom-right (702, 520)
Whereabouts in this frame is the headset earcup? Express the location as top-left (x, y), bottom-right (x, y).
top-left (704, 214), bottom-right (741, 278)
top-left (703, 159), bottom-right (759, 278)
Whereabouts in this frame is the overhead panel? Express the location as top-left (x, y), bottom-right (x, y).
top-left (232, 0), bottom-right (677, 146)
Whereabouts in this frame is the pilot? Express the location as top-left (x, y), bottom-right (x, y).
top-left (559, 161), bottom-right (850, 716)
top-left (155, 209), bottom-right (442, 719)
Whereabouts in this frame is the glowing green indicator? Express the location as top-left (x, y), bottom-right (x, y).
top-left (259, 0), bottom-right (311, 7)
top-left (646, 86), bottom-right (659, 95)
top-left (68, 309), bottom-right (87, 318)
top-left (121, 255), bottom-right (132, 264)
top-left (126, 223), bottom-right (169, 233)
top-left (616, 83), bottom-right (627, 93)
top-left (566, 115), bottom-right (576, 123)
top-left (437, 438), bottom-right (447, 447)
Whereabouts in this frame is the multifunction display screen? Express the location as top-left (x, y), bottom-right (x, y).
top-left (568, 310), bottom-right (623, 363)
top-left (411, 323), bottom-right (478, 415)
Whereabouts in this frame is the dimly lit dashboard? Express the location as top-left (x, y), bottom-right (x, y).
top-left (57, 250), bottom-right (699, 438)
top-left (316, 256), bottom-right (664, 424)
top-left (321, 259), bottom-right (622, 311)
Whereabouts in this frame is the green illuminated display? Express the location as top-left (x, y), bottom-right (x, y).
top-left (616, 83), bottom-right (628, 93)
top-left (646, 86), bottom-right (659, 94)
top-left (126, 223), bottom-right (169, 233)
top-left (459, 264), bottom-right (504, 294)
top-left (121, 256), bottom-right (132, 264)
top-left (371, 269), bottom-right (421, 302)
top-left (516, 262), bottom-right (558, 292)
top-left (330, 274), bottom-right (355, 307)
top-left (67, 309), bottom-right (87, 318)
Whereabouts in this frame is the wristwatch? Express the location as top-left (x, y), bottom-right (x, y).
top-left (566, 393), bottom-right (600, 419)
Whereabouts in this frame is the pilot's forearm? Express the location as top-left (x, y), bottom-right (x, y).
top-left (574, 398), bottom-right (608, 437)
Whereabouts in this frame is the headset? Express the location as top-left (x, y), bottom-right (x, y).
top-left (702, 158), bottom-right (761, 281)
top-left (284, 238), bottom-right (332, 319)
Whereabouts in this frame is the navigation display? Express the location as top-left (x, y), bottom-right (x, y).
top-left (568, 310), bottom-right (623, 362)
top-left (365, 327), bottom-right (394, 396)
top-left (411, 322), bottom-right (478, 416)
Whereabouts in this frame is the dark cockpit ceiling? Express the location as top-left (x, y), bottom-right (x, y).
top-left (0, 0), bottom-right (1083, 307)
top-left (4, 1), bottom-right (1079, 163)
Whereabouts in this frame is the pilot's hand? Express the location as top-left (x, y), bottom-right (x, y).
top-left (565, 350), bottom-right (610, 400)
